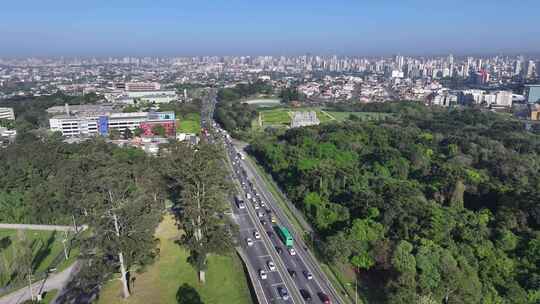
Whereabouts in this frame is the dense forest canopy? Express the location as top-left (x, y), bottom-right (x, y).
top-left (213, 81), bottom-right (271, 136)
top-left (249, 104), bottom-right (540, 303)
top-left (0, 131), bottom-right (234, 299)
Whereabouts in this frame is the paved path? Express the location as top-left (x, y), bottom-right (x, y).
top-left (0, 262), bottom-right (80, 304)
top-left (0, 224), bottom-right (87, 232)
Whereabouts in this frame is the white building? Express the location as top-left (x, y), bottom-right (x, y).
top-left (495, 91), bottom-right (513, 107)
top-left (0, 107), bottom-right (15, 120)
top-left (291, 111), bottom-right (320, 128)
top-left (125, 82), bottom-right (161, 91)
top-left (49, 109), bottom-right (175, 137)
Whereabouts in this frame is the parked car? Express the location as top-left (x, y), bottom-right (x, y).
top-left (259, 269), bottom-right (267, 280)
top-left (246, 238), bottom-right (253, 246)
top-left (267, 260), bottom-right (276, 271)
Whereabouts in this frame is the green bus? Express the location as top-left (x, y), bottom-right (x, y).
top-left (276, 225), bottom-right (293, 248)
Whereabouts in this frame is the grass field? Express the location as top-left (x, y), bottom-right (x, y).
top-left (0, 229), bottom-right (78, 289)
top-left (97, 214), bottom-right (253, 304)
top-left (177, 113), bottom-right (201, 134)
top-left (256, 107), bottom-right (393, 128)
top-left (257, 107), bottom-right (339, 127)
top-left (41, 289), bottom-right (58, 304)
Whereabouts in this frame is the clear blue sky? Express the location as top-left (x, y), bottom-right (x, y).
top-left (1, 0), bottom-right (539, 57)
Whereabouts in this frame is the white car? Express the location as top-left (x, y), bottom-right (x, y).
top-left (289, 248), bottom-right (296, 256)
top-left (246, 238), bottom-right (253, 247)
top-left (254, 203), bottom-right (260, 210)
top-left (267, 261), bottom-right (276, 271)
top-left (259, 269), bottom-right (267, 280)
top-left (304, 271), bottom-right (313, 280)
top-left (238, 202), bottom-right (246, 209)
top-left (246, 193), bottom-right (252, 200)
top-left (257, 211), bottom-right (264, 218)
top-left (254, 231), bottom-right (261, 239)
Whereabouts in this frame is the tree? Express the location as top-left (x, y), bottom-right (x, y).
top-left (79, 158), bottom-right (163, 298)
top-left (351, 252), bottom-right (375, 270)
top-left (123, 128), bottom-right (133, 139)
top-left (152, 124), bottom-right (166, 137)
top-left (109, 129), bottom-right (121, 140)
top-left (133, 127), bottom-right (144, 137)
top-left (167, 142), bottom-right (235, 283)
top-left (176, 283), bottom-right (204, 304)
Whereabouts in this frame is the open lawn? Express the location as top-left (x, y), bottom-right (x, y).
top-left (258, 107), bottom-right (336, 127)
top-left (97, 214), bottom-right (253, 304)
top-left (177, 113), bottom-right (201, 134)
top-left (0, 229), bottom-right (78, 290)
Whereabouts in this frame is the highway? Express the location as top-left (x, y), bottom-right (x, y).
top-left (202, 89), bottom-right (337, 304)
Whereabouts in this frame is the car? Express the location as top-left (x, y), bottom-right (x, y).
top-left (289, 248), bottom-right (296, 256)
top-left (278, 287), bottom-right (289, 300)
top-left (276, 246), bottom-right (283, 254)
top-left (254, 203), bottom-right (260, 210)
top-left (300, 289), bottom-right (312, 302)
top-left (271, 215), bottom-right (277, 223)
top-left (318, 292), bottom-right (331, 304)
top-left (257, 211), bottom-right (264, 218)
top-left (267, 230), bottom-right (274, 238)
top-left (260, 219), bottom-right (267, 225)
top-left (238, 202), bottom-right (246, 209)
top-left (246, 193), bottom-right (252, 200)
top-left (259, 269), bottom-right (267, 280)
top-left (254, 231), bottom-right (261, 239)
top-left (261, 201), bottom-right (266, 208)
top-left (303, 271), bottom-right (313, 280)
top-left (288, 269), bottom-right (296, 278)
top-left (246, 238), bottom-right (253, 246)
top-left (267, 261), bottom-right (276, 271)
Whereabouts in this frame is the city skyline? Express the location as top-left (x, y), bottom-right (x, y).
top-left (1, 0), bottom-right (540, 57)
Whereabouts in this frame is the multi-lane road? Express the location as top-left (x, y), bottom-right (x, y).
top-left (201, 89), bottom-right (341, 304)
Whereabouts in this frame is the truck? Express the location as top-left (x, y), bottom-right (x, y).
top-left (276, 225), bottom-right (293, 248)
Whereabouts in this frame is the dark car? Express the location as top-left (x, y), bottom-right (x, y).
top-left (288, 269), bottom-right (296, 278)
top-left (267, 230), bottom-right (274, 238)
top-left (300, 289), bottom-right (312, 302)
top-left (318, 292), bottom-right (331, 304)
top-left (276, 246), bottom-right (283, 254)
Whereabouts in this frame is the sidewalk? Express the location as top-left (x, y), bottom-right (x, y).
top-left (0, 262), bottom-right (80, 304)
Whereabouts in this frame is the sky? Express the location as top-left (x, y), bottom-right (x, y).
top-left (1, 0), bottom-right (539, 57)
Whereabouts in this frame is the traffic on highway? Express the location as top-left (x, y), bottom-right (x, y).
top-left (222, 130), bottom-right (333, 304)
top-left (202, 90), bottom-right (336, 304)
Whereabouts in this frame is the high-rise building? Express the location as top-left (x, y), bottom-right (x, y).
top-left (525, 85), bottom-right (540, 104)
top-left (523, 60), bottom-right (536, 79)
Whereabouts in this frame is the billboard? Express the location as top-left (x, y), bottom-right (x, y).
top-left (98, 116), bottom-right (109, 136)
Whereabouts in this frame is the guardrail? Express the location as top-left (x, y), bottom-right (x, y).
top-left (236, 247), bottom-right (265, 304)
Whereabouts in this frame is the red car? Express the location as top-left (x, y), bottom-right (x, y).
top-left (318, 292), bottom-right (331, 304)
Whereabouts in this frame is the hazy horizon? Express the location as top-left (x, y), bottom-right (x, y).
top-left (1, 0), bottom-right (539, 57)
